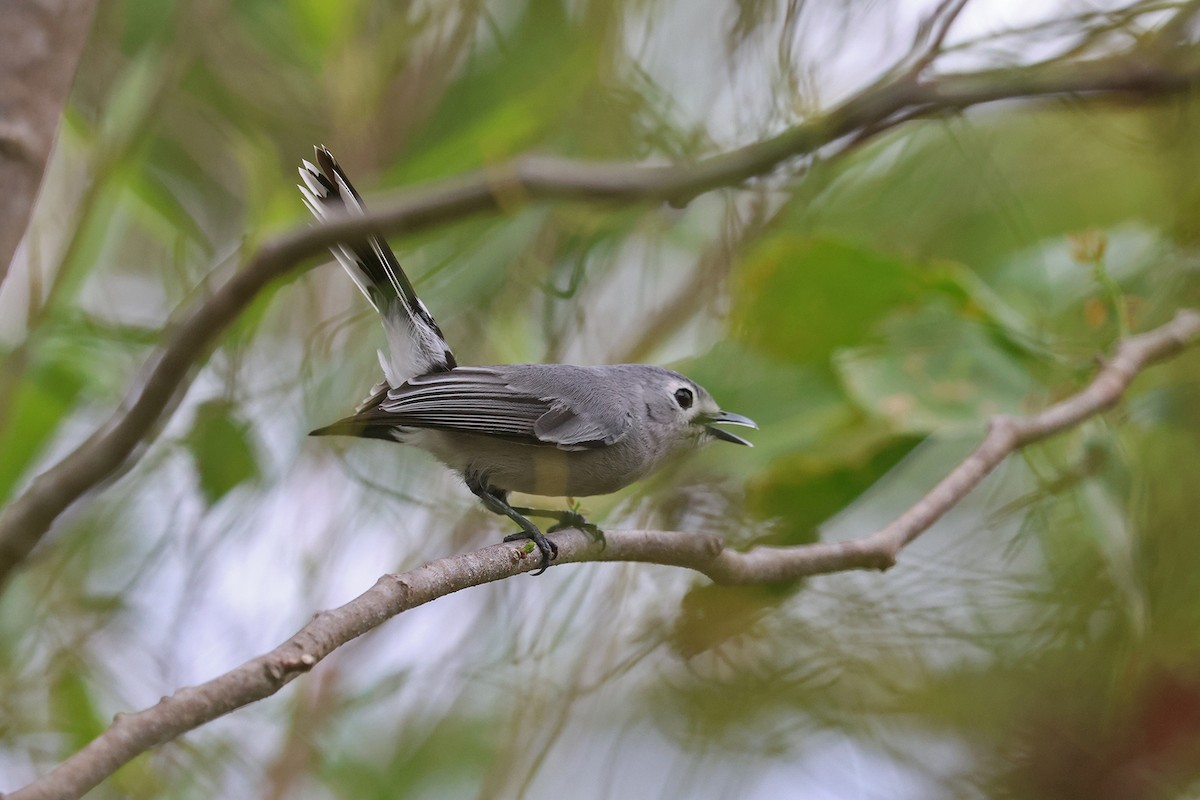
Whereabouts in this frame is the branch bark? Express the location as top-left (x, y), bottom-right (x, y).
top-left (2, 42), bottom-right (1200, 589)
top-left (8, 308), bottom-right (1200, 800)
top-left (0, 0), bottom-right (98, 288)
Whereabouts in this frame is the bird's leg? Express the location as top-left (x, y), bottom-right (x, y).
top-left (465, 476), bottom-right (557, 575)
top-left (510, 499), bottom-right (606, 551)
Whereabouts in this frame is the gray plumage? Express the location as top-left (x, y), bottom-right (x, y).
top-left (314, 363), bottom-right (748, 498)
top-left (301, 147), bottom-right (755, 573)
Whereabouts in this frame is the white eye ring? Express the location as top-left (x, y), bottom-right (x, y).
top-left (673, 387), bottom-right (694, 409)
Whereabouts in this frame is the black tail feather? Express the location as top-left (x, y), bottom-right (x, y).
top-left (309, 418), bottom-right (400, 443)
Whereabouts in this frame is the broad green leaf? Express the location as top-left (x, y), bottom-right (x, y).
top-left (293, 0), bottom-right (358, 52)
top-left (675, 341), bottom-right (856, 464)
top-left (51, 670), bottom-right (107, 752)
top-left (836, 303), bottom-right (1034, 434)
top-left (925, 259), bottom-right (1061, 363)
top-left (669, 582), bottom-right (793, 658)
top-left (119, 0), bottom-right (178, 54)
top-left (0, 350), bottom-right (88, 504)
top-left (731, 236), bottom-right (919, 363)
top-left (746, 433), bottom-right (924, 547)
top-left (185, 400), bottom-right (260, 505)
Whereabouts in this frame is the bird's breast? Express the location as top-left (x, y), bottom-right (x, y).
top-left (411, 430), bottom-right (656, 497)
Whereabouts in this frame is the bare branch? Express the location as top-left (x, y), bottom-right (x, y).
top-left (936, 4), bottom-right (1182, 66)
top-left (908, 0), bottom-right (972, 76)
top-left (3, 40), bottom-right (1200, 589)
top-left (0, 0), bottom-right (99, 289)
top-left (8, 309), bottom-right (1200, 800)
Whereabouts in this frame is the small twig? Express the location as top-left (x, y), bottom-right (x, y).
top-left (939, 2), bottom-right (1185, 58)
top-left (9, 309), bottom-right (1200, 800)
top-left (909, 0), bottom-right (973, 76)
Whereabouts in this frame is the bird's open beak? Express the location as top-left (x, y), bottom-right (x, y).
top-left (699, 410), bottom-right (757, 446)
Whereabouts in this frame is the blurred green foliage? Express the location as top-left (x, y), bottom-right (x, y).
top-left (3, 1), bottom-right (1200, 799)
top-left (186, 400), bottom-right (260, 505)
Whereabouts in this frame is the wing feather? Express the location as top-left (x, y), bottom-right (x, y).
top-left (318, 366), bottom-right (630, 449)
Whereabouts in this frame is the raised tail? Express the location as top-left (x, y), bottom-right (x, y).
top-left (298, 146), bottom-right (456, 384)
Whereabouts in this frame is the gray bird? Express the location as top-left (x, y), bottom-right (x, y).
top-left (300, 146), bottom-right (756, 573)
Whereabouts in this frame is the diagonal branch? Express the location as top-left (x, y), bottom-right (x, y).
top-left (3, 41), bottom-right (1200, 589)
top-left (9, 309), bottom-right (1200, 800)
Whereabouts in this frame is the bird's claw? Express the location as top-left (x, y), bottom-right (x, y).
top-left (546, 511), bottom-right (606, 551)
top-left (504, 529), bottom-right (558, 575)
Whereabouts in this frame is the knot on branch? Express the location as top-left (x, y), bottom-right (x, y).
top-left (699, 533), bottom-right (725, 559)
top-left (264, 651), bottom-right (317, 683)
top-left (987, 413), bottom-right (1022, 446)
top-left (866, 548), bottom-right (898, 572)
top-left (382, 571), bottom-right (414, 598)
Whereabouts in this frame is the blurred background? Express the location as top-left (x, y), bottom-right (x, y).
top-left (3, 0), bottom-right (1200, 797)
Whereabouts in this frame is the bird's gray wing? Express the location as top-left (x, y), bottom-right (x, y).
top-left (334, 367), bottom-right (629, 449)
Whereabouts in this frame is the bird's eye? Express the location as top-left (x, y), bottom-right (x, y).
top-left (673, 387), bottom-right (694, 409)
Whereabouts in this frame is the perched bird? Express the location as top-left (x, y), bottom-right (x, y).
top-left (300, 146), bottom-right (756, 573)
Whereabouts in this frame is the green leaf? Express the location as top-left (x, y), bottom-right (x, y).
top-left (0, 350), bottom-right (88, 504)
top-left (746, 434), bottom-right (924, 546)
top-left (836, 302), bottom-right (1034, 434)
top-left (731, 236), bottom-right (919, 363)
top-left (119, 0), bottom-right (179, 54)
top-left (185, 400), bottom-right (259, 505)
top-left (674, 341), bottom-right (856, 465)
top-left (925, 259), bottom-right (1060, 362)
top-left (51, 670), bottom-right (106, 752)
top-left (98, 48), bottom-right (166, 155)
top-left (292, 0), bottom-right (358, 52)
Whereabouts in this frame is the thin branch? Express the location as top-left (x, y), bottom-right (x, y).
top-left (711, 310), bottom-right (1200, 580)
top-left (9, 309), bottom-right (1200, 800)
top-left (908, 0), bottom-right (973, 76)
top-left (3, 41), bottom-right (1200, 589)
top-left (939, 2), bottom-right (1183, 64)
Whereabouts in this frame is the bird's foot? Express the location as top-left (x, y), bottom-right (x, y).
top-left (511, 501), bottom-right (607, 552)
top-left (546, 510), bottom-right (606, 551)
top-left (503, 528), bottom-right (559, 575)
